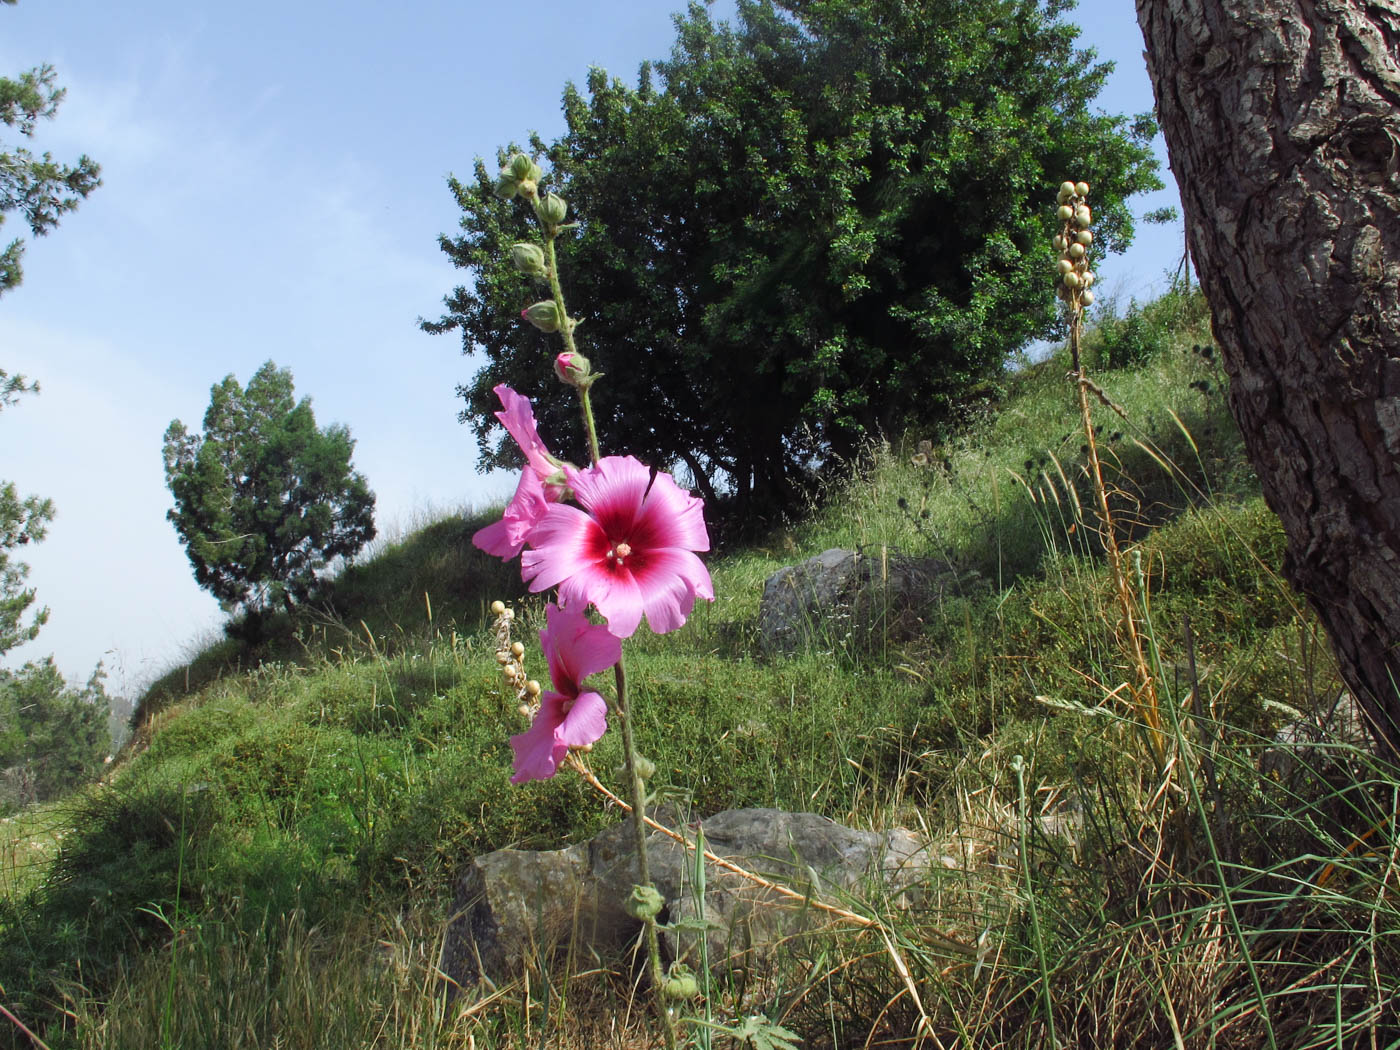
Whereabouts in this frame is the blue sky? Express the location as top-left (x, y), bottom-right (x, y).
top-left (0, 0), bottom-right (1184, 693)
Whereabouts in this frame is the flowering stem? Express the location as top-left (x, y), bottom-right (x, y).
top-left (541, 232), bottom-right (601, 465)
top-left (613, 658), bottom-right (679, 1050)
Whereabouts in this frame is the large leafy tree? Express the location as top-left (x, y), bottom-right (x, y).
top-left (427, 0), bottom-right (1161, 518)
top-left (0, 4), bottom-right (100, 652)
top-left (163, 362), bottom-right (377, 617)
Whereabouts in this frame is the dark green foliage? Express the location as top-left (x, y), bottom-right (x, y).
top-left (163, 361), bottom-right (377, 617)
top-left (427, 0), bottom-right (1161, 517)
top-left (0, 658), bottom-right (111, 810)
top-left (0, 473), bottom-right (52, 656)
top-left (0, 9), bottom-right (101, 297)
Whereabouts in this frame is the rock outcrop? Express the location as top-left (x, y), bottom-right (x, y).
top-left (439, 808), bottom-right (930, 990)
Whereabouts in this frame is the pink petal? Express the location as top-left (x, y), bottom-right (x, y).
top-left (539, 603), bottom-right (621, 689)
top-left (521, 504), bottom-right (607, 593)
top-left (472, 469), bottom-right (548, 559)
top-left (557, 690), bottom-right (608, 750)
top-left (493, 384), bottom-right (557, 481)
top-left (562, 568), bottom-right (644, 638)
top-left (509, 695), bottom-right (568, 783)
top-left (634, 471), bottom-right (710, 553)
top-left (631, 548), bottom-right (714, 634)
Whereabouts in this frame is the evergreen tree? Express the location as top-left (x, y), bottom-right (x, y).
top-left (0, 2), bottom-right (99, 651)
top-left (0, 658), bottom-right (110, 810)
top-left (163, 362), bottom-right (377, 617)
top-left (427, 0), bottom-right (1161, 518)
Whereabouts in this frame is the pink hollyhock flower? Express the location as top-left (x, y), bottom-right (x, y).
top-left (510, 602), bottom-right (621, 784)
top-left (472, 467), bottom-right (548, 559)
top-left (521, 456), bottom-right (713, 637)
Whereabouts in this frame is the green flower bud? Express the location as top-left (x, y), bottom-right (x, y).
top-left (522, 301), bottom-right (561, 333)
top-left (516, 178), bottom-right (538, 200)
top-left (495, 175), bottom-right (519, 199)
top-left (1057, 205), bottom-right (1074, 222)
top-left (625, 884), bottom-right (665, 921)
top-left (509, 153), bottom-right (540, 182)
top-left (632, 754), bottom-right (656, 780)
top-left (1075, 181), bottom-right (1090, 198)
top-left (1076, 229), bottom-right (1093, 246)
top-left (663, 974), bottom-right (699, 1000)
top-left (511, 242), bottom-right (547, 277)
top-left (1058, 180), bottom-right (1076, 203)
top-left (534, 192), bottom-right (568, 226)
top-left (1068, 242), bottom-right (1085, 260)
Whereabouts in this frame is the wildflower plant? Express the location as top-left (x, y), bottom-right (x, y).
top-left (471, 152), bottom-right (713, 1048)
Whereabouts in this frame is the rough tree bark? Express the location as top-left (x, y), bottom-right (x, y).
top-left (1136, 0), bottom-right (1400, 751)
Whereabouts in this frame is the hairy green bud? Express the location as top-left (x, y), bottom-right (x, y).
top-left (522, 301), bottom-right (561, 333)
top-left (535, 192), bottom-right (568, 226)
top-left (663, 974), bottom-right (699, 1000)
top-left (511, 242), bottom-right (547, 277)
top-left (625, 884), bottom-right (665, 921)
top-left (509, 153), bottom-right (541, 182)
top-left (495, 175), bottom-right (519, 199)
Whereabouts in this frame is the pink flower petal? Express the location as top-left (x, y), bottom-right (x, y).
top-left (539, 603), bottom-right (621, 688)
top-left (509, 695), bottom-right (568, 784)
top-left (493, 384), bottom-right (557, 481)
top-left (521, 504), bottom-right (607, 593)
top-left (556, 690), bottom-right (608, 750)
top-left (473, 468), bottom-right (548, 559)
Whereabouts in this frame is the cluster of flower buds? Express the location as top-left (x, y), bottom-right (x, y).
top-left (1053, 180), bottom-right (1096, 311)
top-left (490, 599), bottom-right (541, 717)
top-left (496, 153), bottom-right (542, 201)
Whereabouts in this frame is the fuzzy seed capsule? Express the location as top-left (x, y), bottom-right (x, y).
top-left (511, 642), bottom-right (525, 657)
top-left (1052, 234), bottom-right (1065, 251)
top-left (1083, 271), bottom-right (1095, 287)
top-left (1082, 289), bottom-right (1095, 306)
top-left (1057, 205), bottom-right (1074, 222)
top-left (1075, 181), bottom-right (1090, 198)
top-left (1058, 180), bottom-right (1076, 202)
top-left (1057, 258), bottom-right (1073, 275)
top-left (1063, 271), bottom-right (1082, 289)
top-left (491, 600), bottom-right (506, 615)
top-left (1076, 229), bottom-right (1093, 247)
top-left (525, 680), bottom-right (542, 697)
top-left (1068, 242), bottom-right (1085, 260)
top-left (1074, 205), bottom-right (1092, 228)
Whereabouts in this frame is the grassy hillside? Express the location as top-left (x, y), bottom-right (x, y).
top-left (3, 284), bottom-right (1396, 1049)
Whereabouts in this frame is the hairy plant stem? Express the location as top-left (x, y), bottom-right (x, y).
top-left (542, 231), bottom-right (601, 464)
top-left (614, 659), bottom-right (679, 1050)
top-left (543, 213), bottom-right (675, 1048)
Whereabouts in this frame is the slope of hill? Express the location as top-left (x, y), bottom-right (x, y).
top-left (2, 284), bottom-right (1395, 1049)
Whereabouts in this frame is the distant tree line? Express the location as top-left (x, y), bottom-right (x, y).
top-left (427, 0), bottom-right (1163, 521)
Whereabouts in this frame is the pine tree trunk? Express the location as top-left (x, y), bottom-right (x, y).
top-left (1137, 0), bottom-right (1400, 751)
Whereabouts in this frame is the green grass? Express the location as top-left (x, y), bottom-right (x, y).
top-left (3, 285), bottom-right (1396, 1049)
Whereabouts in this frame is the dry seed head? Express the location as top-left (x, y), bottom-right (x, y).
top-left (491, 600), bottom-right (506, 615)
